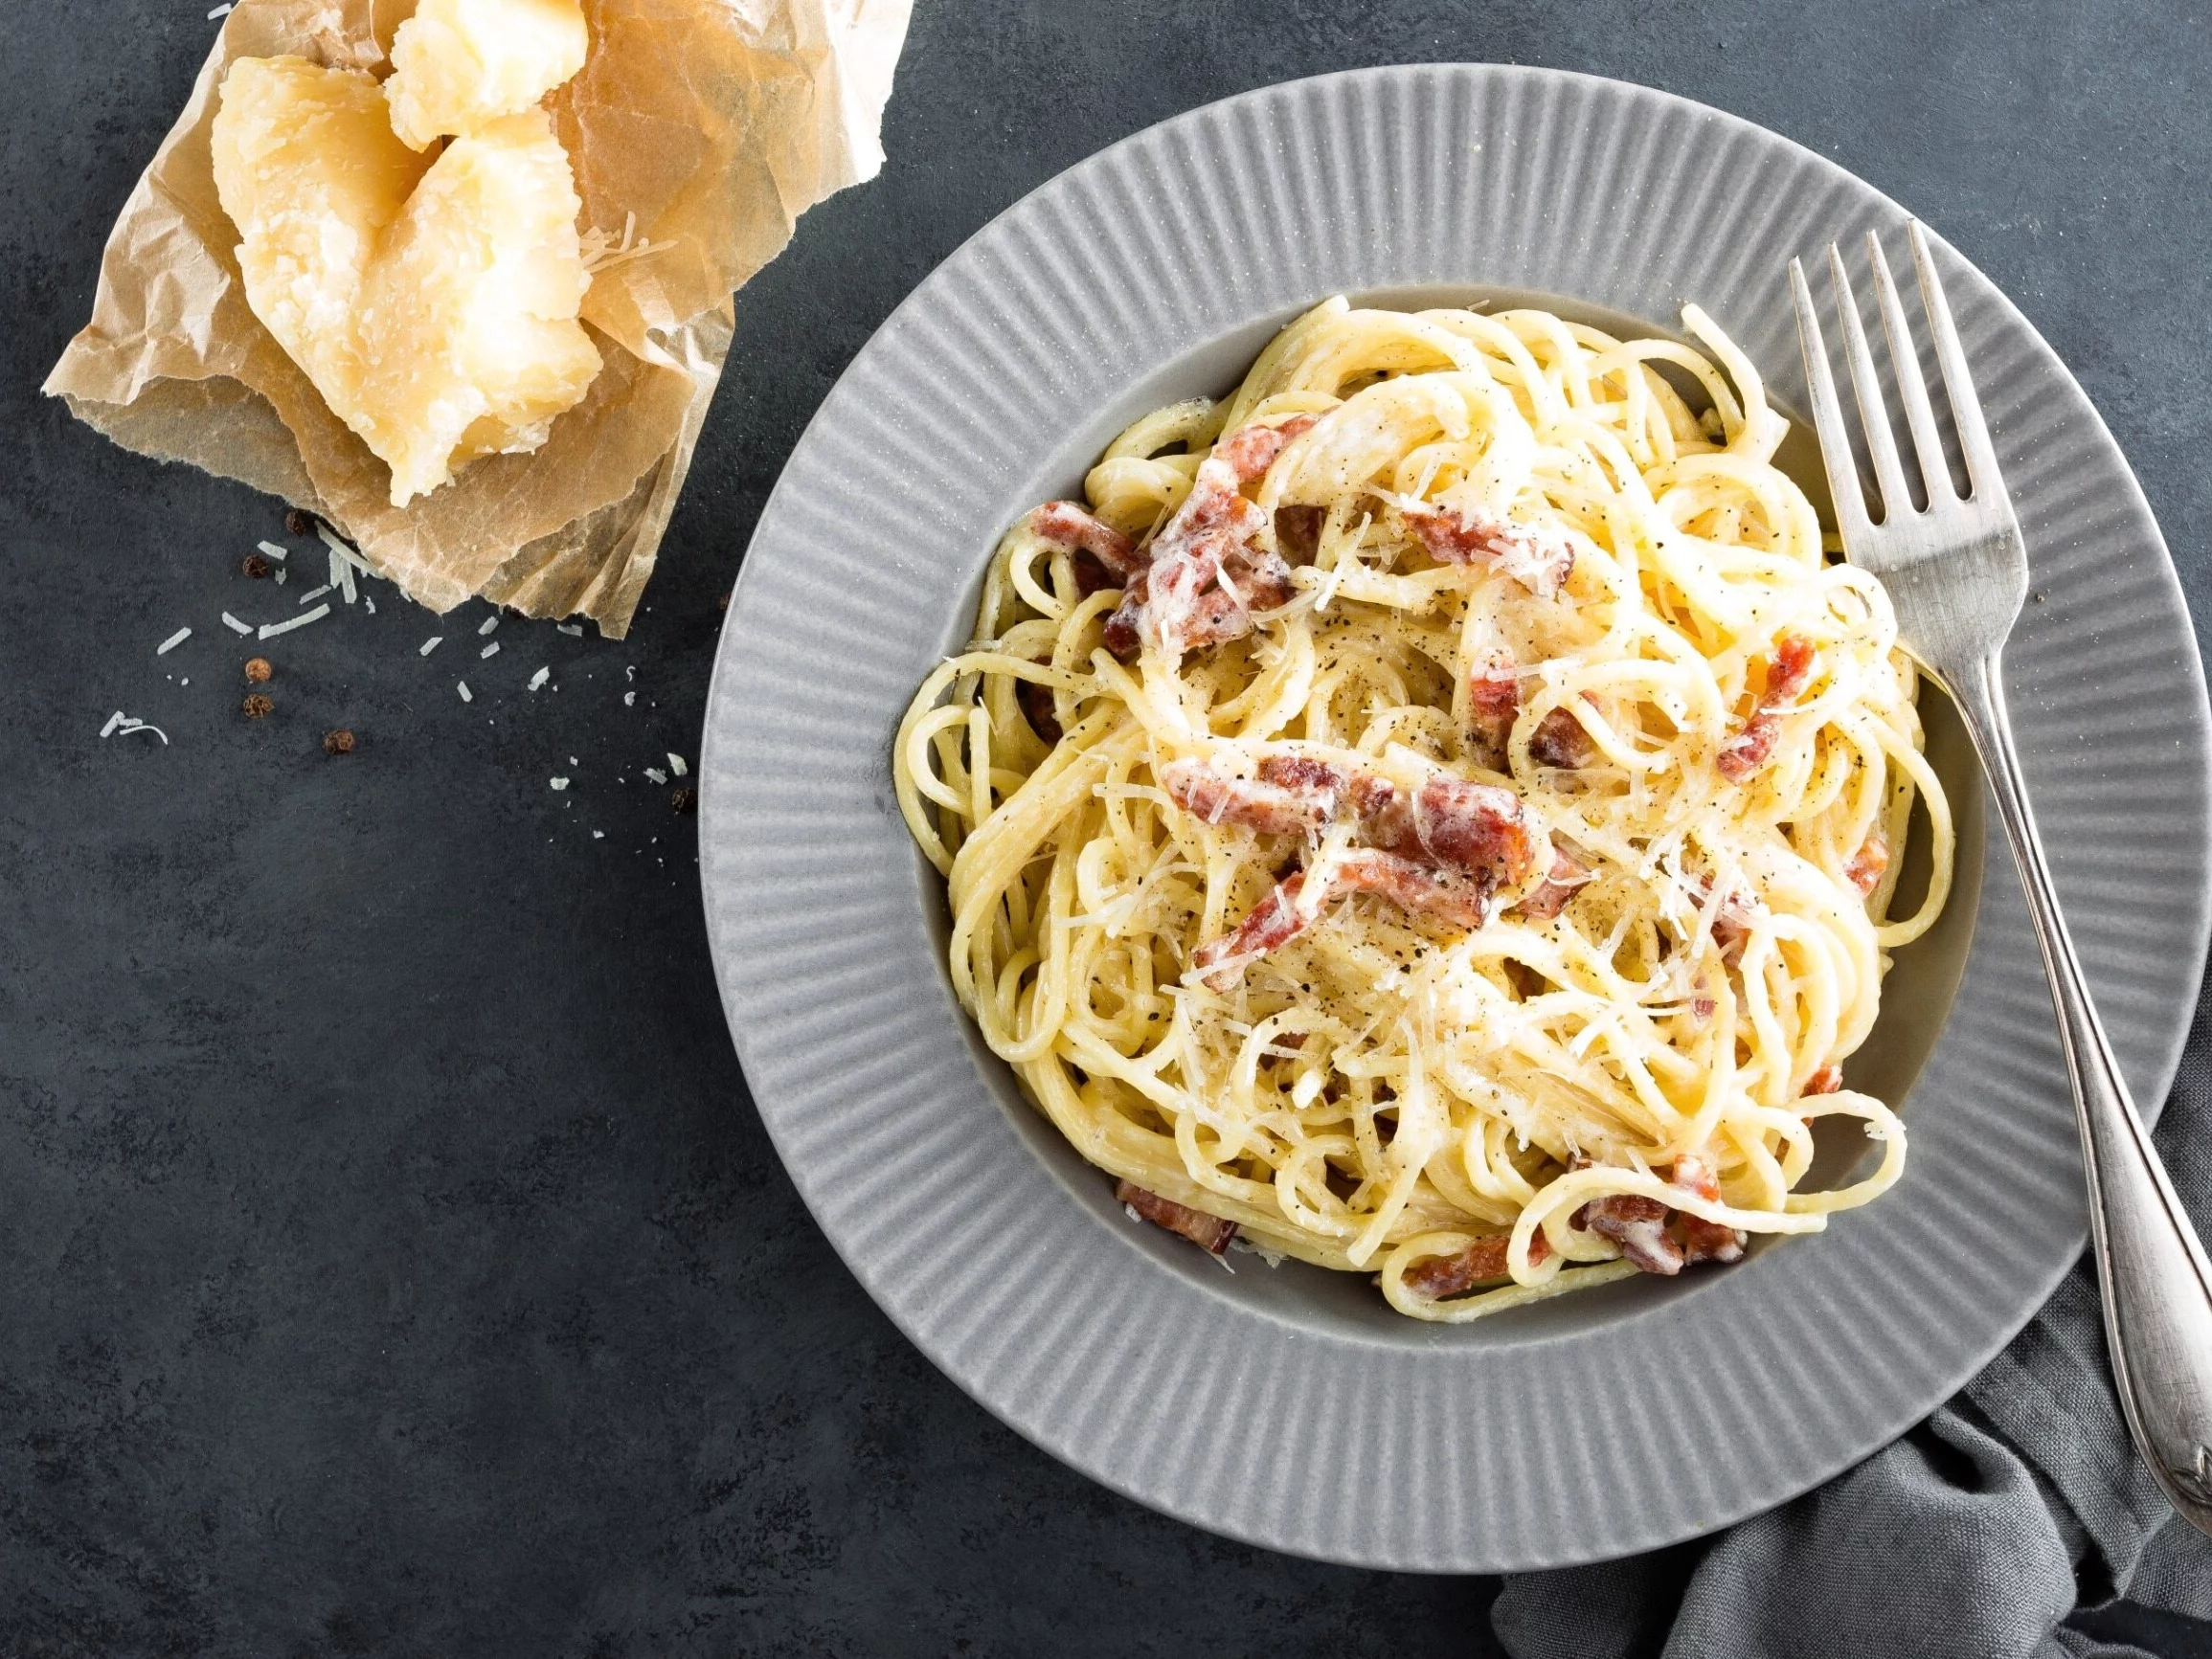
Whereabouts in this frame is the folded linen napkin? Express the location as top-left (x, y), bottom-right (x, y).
top-left (1495, 969), bottom-right (2212, 1659)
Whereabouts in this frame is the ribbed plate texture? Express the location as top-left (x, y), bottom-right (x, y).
top-left (699, 66), bottom-right (2212, 1571)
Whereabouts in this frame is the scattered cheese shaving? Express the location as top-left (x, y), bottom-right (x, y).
top-left (528, 666), bottom-right (550, 691)
top-left (297, 584), bottom-right (333, 605)
top-left (556, 623), bottom-right (582, 637)
top-left (364, 594), bottom-right (375, 614)
top-left (103, 713), bottom-right (169, 744)
top-left (623, 691), bottom-right (635, 706)
top-left (457, 681), bottom-right (473, 702)
top-left (156, 627), bottom-right (192, 655)
top-left (419, 637), bottom-right (443, 656)
top-left (222, 613), bottom-right (253, 635)
top-left (479, 616), bottom-right (500, 636)
top-left (260, 603), bottom-right (329, 639)
top-left (643, 767), bottom-right (666, 784)
top-left (337, 559), bottom-right (357, 606)
top-left (480, 641), bottom-right (501, 660)
top-left (667, 752), bottom-right (688, 777)
top-left (274, 568), bottom-right (288, 585)
top-left (256, 540), bottom-right (287, 560)
top-left (592, 829), bottom-right (604, 839)
top-left (209, 2), bottom-right (234, 16)
top-left (550, 776), bottom-right (570, 790)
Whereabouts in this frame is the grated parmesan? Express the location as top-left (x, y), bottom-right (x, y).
top-left (550, 776), bottom-right (570, 790)
top-left (156, 626), bottom-right (192, 655)
top-left (556, 623), bottom-right (582, 637)
top-left (622, 691), bottom-right (635, 706)
top-left (643, 767), bottom-right (666, 784)
top-left (479, 616), bottom-right (499, 637)
top-left (592, 830), bottom-right (604, 839)
top-left (297, 584), bottom-right (333, 606)
top-left (528, 666), bottom-right (550, 691)
top-left (480, 641), bottom-right (501, 660)
top-left (100, 711), bottom-right (124, 738)
top-left (221, 613), bottom-right (252, 635)
top-left (260, 604), bottom-right (329, 639)
top-left (274, 569), bottom-right (287, 585)
top-left (419, 637), bottom-right (443, 656)
top-left (666, 752), bottom-right (688, 777)
top-left (256, 540), bottom-right (287, 561)
top-left (457, 681), bottom-right (473, 702)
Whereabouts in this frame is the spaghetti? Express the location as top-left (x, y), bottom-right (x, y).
top-left (894, 297), bottom-right (1952, 1320)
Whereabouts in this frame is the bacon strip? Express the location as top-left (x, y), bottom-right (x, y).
top-left (1669, 1154), bottom-right (1746, 1267)
top-left (1100, 418), bottom-right (1321, 661)
top-left (1845, 832), bottom-right (1890, 898)
top-left (1465, 653), bottom-right (1521, 769)
top-left (1404, 1226), bottom-right (1552, 1300)
top-left (1580, 1194), bottom-right (1682, 1275)
top-left (1331, 848), bottom-right (1493, 929)
top-left (1527, 706), bottom-right (1596, 770)
top-left (1805, 1064), bottom-right (1843, 1095)
top-left (1402, 502), bottom-right (1574, 595)
top-left (1181, 755), bottom-right (1541, 898)
top-left (1515, 845), bottom-right (1590, 922)
top-left (1193, 873), bottom-right (1316, 990)
top-left (1719, 633), bottom-right (1817, 781)
top-left (1117, 1179), bottom-right (1237, 1255)
top-left (1161, 757), bottom-right (1334, 837)
top-left (1211, 413), bottom-right (1320, 483)
top-left (1031, 500), bottom-right (1142, 580)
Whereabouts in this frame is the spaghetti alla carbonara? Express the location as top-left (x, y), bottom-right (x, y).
top-left (894, 297), bottom-right (1952, 1321)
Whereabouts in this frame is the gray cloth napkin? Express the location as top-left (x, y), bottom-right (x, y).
top-left (1494, 967), bottom-right (2212, 1659)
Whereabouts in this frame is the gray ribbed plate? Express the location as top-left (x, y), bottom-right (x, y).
top-left (700, 66), bottom-right (2212, 1571)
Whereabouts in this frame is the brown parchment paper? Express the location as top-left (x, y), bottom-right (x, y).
top-left (42, 0), bottom-right (911, 638)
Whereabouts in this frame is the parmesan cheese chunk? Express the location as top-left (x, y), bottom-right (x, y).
top-left (212, 55), bottom-right (600, 508)
top-left (357, 109), bottom-right (600, 504)
top-left (385, 0), bottom-right (589, 151)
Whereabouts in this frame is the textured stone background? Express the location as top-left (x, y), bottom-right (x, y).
top-left (6, 1), bottom-right (2212, 1653)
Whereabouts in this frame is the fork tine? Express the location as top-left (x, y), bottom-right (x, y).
top-left (1907, 219), bottom-right (2004, 498)
top-left (1866, 231), bottom-right (1954, 504)
top-left (1826, 242), bottom-right (1912, 521)
top-left (1789, 257), bottom-right (1874, 547)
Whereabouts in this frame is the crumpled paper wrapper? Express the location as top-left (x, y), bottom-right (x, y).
top-left (43, 0), bottom-right (910, 637)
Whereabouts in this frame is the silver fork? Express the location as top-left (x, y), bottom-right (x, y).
top-left (1792, 222), bottom-right (2212, 1536)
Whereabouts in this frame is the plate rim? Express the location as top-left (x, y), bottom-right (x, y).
top-left (698, 61), bottom-right (2212, 1571)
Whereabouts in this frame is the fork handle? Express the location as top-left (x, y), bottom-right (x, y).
top-left (1952, 653), bottom-right (2212, 1535)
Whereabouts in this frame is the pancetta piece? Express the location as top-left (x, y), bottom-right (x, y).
top-left (1330, 848), bottom-right (1493, 930)
top-left (1579, 1193), bottom-right (1683, 1275)
top-left (1669, 1154), bottom-right (1746, 1266)
top-left (1161, 757), bottom-right (1335, 837)
top-left (1101, 419), bottom-right (1323, 661)
top-left (1845, 832), bottom-right (1890, 898)
top-left (1403, 1225), bottom-right (1552, 1300)
top-left (1465, 653), bottom-right (1521, 769)
top-left (1719, 633), bottom-right (1816, 781)
top-left (1193, 872), bottom-right (1317, 991)
top-left (1116, 1178), bottom-right (1238, 1255)
top-left (1030, 499), bottom-right (1142, 579)
top-left (1408, 776), bottom-right (1543, 892)
top-left (1402, 502), bottom-right (1574, 595)
top-left (1805, 1063), bottom-right (1843, 1095)
top-left (1515, 844), bottom-right (1591, 921)
top-left (1211, 412), bottom-right (1320, 483)
top-left (1527, 705), bottom-right (1596, 770)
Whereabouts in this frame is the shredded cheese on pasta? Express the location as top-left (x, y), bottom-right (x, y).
top-left (894, 297), bottom-right (1952, 1320)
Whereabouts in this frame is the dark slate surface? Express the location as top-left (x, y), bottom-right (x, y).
top-left (5, 1), bottom-right (2211, 1653)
